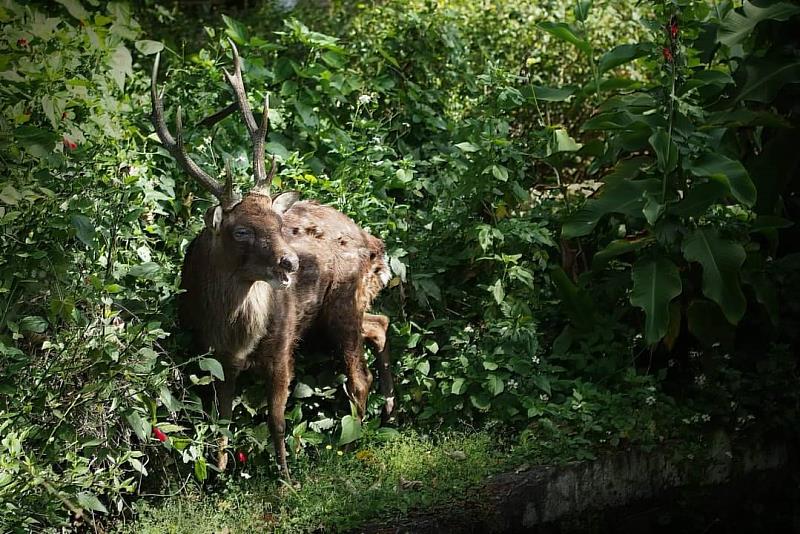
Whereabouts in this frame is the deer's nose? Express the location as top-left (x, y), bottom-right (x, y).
top-left (279, 254), bottom-right (299, 273)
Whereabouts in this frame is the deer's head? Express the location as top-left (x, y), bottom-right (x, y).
top-left (151, 41), bottom-right (300, 288)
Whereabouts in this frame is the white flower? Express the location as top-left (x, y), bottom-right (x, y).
top-left (531, 355), bottom-right (540, 365)
top-left (646, 396), bottom-right (656, 406)
top-left (694, 374), bottom-right (707, 386)
top-left (689, 350), bottom-right (701, 359)
top-left (507, 379), bottom-right (519, 390)
top-left (358, 94), bottom-right (372, 105)
top-left (240, 472), bottom-right (251, 479)
top-left (701, 414), bottom-right (711, 422)
top-left (539, 394), bottom-right (549, 402)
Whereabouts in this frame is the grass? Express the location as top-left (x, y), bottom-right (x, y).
top-left (117, 430), bottom-right (512, 533)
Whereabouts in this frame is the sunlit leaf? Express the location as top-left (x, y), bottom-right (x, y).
top-left (199, 357), bottom-right (225, 381)
top-left (537, 22), bottom-right (591, 54)
top-left (718, 1), bottom-right (800, 47)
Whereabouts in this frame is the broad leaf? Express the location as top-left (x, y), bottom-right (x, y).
top-left (688, 153), bottom-right (756, 207)
top-left (194, 457), bottom-right (207, 481)
top-left (451, 377), bottom-right (467, 395)
top-left (19, 316), bottom-right (48, 334)
top-left (630, 257), bottom-right (682, 344)
top-left (70, 214), bottom-right (96, 248)
top-left (598, 43), bottom-right (649, 74)
top-left (222, 14), bottom-right (248, 44)
top-left (718, 1), bottom-right (800, 47)
top-left (75, 492), bottom-right (107, 514)
top-left (673, 181), bottom-right (728, 218)
top-left (125, 411), bottom-right (151, 442)
top-left (339, 415), bottom-right (363, 445)
top-left (199, 357), bottom-right (225, 381)
top-left (108, 44), bottom-right (132, 91)
top-left (649, 128), bottom-right (677, 172)
top-left (538, 22), bottom-right (592, 54)
top-left (731, 57), bottom-right (800, 104)
top-left (592, 237), bottom-right (653, 271)
top-left (682, 228), bottom-right (746, 324)
top-left (486, 375), bottom-right (504, 396)
top-left (56, 0), bottom-right (89, 20)
top-left (550, 128), bottom-right (582, 154)
top-left (532, 375), bottom-right (551, 396)
top-left (562, 179), bottom-right (659, 238)
top-left (574, 0), bottom-right (593, 22)
top-left (135, 40), bottom-right (164, 55)
top-left (526, 85), bottom-right (576, 102)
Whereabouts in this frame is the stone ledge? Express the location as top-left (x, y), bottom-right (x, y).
top-left (358, 432), bottom-right (793, 533)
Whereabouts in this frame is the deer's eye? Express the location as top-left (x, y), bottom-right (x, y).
top-left (232, 227), bottom-right (254, 241)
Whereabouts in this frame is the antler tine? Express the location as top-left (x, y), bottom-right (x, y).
top-left (151, 52), bottom-right (237, 206)
top-left (222, 39), bottom-right (272, 195)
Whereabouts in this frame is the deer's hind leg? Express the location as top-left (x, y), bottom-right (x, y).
top-left (325, 295), bottom-right (373, 419)
top-left (363, 313), bottom-right (395, 422)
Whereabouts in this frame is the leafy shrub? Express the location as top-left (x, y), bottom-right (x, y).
top-left (1, 0), bottom-right (797, 530)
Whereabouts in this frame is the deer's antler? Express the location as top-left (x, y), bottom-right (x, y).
top-left (222, 39), bottom-right (276, 196)
top-left (150, 52), bottom-right (241, 210)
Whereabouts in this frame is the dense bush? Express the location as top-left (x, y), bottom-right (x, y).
top-left (0, 0), bottom-right (797, 530)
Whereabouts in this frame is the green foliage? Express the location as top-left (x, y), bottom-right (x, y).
top-left (0, 0), bottom-right (798, 530)
top-left (552, 0), bottom-right (800, 346)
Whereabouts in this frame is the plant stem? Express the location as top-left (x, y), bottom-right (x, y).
top-left (662, 53), bottom-right (677, 208)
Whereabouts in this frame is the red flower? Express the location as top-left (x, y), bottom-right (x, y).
top-left (662, 47), bottom-right (674, 63)
top-left (62, 136), bottom-right (77, 151)
top-left (152, 427), bottom-right (168, 442)
top-left (17, 38), bottom-right (28, 47)
top-left (236, 451), bottom-right (248, 464)
top-left (669, 20), bottom-right (679, 39)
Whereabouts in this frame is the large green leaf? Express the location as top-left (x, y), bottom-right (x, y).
top-left (598, 43), bottom-right (649, 74)
top-left (574, 0), bottom-right (593, 22)
top-left (538, 22), bottom-right (592, 54)
top-left (630, 257), bottom-right (682, 344)
top-left (731, 57), bottom-right (800, 104)
top-left (649, 128), bottom-right (677, 172)
top-left (688, 153), bottom-right (756, 207)
top-left (562, 179), bottom-right (658, 238)
top-left (672, 181), bottom-right (728, 218)
top-left (339, 415), bottom-right (363, 445)
top-left (108, 44), bottom-right (132, 91)
top-left (682, 228), bottom-right (746, 324)
top-left (525, 85), bottom-right (577, 102)
top-left (222, 14), bottom-right (248, 44)
top-left (592, 237), bottom-right (653, 271)
top-left (717, 1), bottom-right (800, 47)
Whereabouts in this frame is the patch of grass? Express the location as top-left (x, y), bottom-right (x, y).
top-left (118, 430), bottom-right (509, 533)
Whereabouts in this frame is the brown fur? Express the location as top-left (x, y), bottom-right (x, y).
top-left (179, 193), bottom-right (393, 478)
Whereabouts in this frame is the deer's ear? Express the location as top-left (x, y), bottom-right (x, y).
top-left (204, 205), bottom-right (224, 233)
top-left (272, 191), bottom-right (300, 215)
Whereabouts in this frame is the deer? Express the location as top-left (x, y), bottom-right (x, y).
top-left (151, 42), bottom-right (395, 479)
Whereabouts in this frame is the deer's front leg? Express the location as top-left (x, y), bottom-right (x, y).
top-left (264, 344), bottom-right (294, 480)
top-left (214, 361), bottom-right (242, 471)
